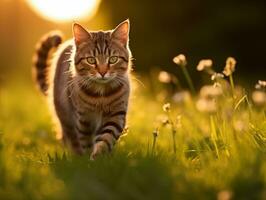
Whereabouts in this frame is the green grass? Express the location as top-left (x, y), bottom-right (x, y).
top-left (0, 67), bottom-right (266, 199)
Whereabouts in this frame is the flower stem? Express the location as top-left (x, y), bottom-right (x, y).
top-left (229, 74), bottom-right (235, 99)
top-left (245, 95), bottom-right (252, 120)
top-left (166, 111), bottom-right (177, 155)
top-left (172, 128), bottom-right (177, 154)
top-left (151, 130), bottom-right (158, 155)
top-left (210, 115), bottom-right (219, 158)
top-left (181, 65), bottom-right (196, 94)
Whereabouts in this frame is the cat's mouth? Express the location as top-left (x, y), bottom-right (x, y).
top-left (94, 77), bottom-right (114, 84)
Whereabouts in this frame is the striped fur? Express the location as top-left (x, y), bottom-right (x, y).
top-left (33, 20), bottom-right (132, 159)
top-left (33, 31), bottom-right (63, 95)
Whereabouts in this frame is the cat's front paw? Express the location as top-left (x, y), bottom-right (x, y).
top-left (90, 141), bottom-right (109, 160)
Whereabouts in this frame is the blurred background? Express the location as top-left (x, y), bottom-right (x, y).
top-left (0, 0), bottom-right (266, 89)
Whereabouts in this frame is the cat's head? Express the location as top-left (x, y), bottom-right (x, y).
top-left (72, 20), bottom-right (131, 84)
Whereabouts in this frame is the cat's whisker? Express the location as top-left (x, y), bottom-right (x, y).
top-left (63, 78), bottom-right (77, 97)
top-left (64, 76), bottom-right (85, 97)
top-left (68, 77), bottom-right (89, 98)
top-left (131, 76), bottom-right (146, 88)
top-left (115, 76), bottom-right (127, 86)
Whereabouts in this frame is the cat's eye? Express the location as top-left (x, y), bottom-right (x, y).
top-left (109, 56), bottom-right (119, 64)
top-left (86, 57), bottom-right (96, 65)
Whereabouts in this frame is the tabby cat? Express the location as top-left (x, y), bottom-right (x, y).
top-left (33, 20), bottom-right (132, 159)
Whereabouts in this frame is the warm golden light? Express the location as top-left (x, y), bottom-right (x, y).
top-left (26, 0), bottom-right (101, 22)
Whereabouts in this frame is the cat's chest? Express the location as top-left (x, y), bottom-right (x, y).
top-left (71, 81), bottom-right (129, 113)
top-left (74, 93), bottom-right (126, 114)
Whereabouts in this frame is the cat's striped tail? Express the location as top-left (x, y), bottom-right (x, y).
top-left (33, 31), bottom-right (63, 95)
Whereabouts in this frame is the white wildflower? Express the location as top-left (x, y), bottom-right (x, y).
top-left (252, 91), bottom-right (266, 107)
top-left (172, 91), bottom-right (191, 104)
top-left (223, 57), bottom-right (236, 76)
top-left (163, 103), bottom-right (171, 112)
top-left (196, 59), bottom-right (213, 71)
top-left (158, 71), bottom-right (171, 83)
top-left (255, 80), bottom-right (266, 89)
top-left (211, 72), bottom-right (224, 81)
top-left (173, 54), bottom-right (187, 66)
top-left (196, 98), bottom-right (217, 113)
top-left (258, 80), bottom-right (266, 87)
top-left (200, 85), bottom-right (223, 99)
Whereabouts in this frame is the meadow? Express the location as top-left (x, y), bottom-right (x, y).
top-left (0, 55), bottom-right (266, 200)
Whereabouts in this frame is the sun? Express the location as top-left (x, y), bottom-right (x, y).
top-left (26, 0), bottom-right (101, 22)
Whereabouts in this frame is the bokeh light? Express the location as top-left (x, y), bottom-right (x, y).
top-left (26, 0), bottom-right (101, 22)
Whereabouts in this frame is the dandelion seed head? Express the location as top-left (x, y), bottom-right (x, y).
top-left (211, 72), bottom-right (224, 81)
top-left (223, 57), bottom-right (236, 76)
top-left (252, 91), bottom-right (266, 107)
top-left (172, 91), bottom-right (191, 104)
top-left (162, 119), bottom-right (169, 126)
top-left (196, 98), bottom-right (217, 113)
top-left (152, 129), bottom-right (159, 137)
top-left (163, 103), bottom-right (171, 112)
top-left (254, 80), bottom-right (266, 90)
top-left (258, 80), bottom-right (266, 87)
top-left (196, 59), bottom-right (213, 71)
top-left (158, 71), bottom-right (172, 83)
top-left (173, 54), bottom-right (187, 66)
top-left (200, 85), bottom-right (223, 99)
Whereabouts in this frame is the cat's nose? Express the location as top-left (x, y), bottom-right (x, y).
top-left (99, 71), bottom-right (107, 77)
top-left (98, 64), bottom-right (108, 77)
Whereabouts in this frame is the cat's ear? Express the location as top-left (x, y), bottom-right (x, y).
top-left (112, 19), bottom-right (130, 46)
top-left (72, 23), bottom-right (92, 45)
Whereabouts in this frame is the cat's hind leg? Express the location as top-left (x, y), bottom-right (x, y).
top-left (62, 127), bottom-right (85, 155)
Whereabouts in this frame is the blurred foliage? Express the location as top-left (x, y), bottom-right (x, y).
top-left (0, 57), bottom-right (266, 199)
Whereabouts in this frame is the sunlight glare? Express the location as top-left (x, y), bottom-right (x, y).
top-left (26, 0), bottom-right (101, 22)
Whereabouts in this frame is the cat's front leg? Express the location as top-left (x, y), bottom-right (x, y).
top-left (90, 136), bottom-right (114, 160)
top-left (90, 110), bottom-right (126, 160)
